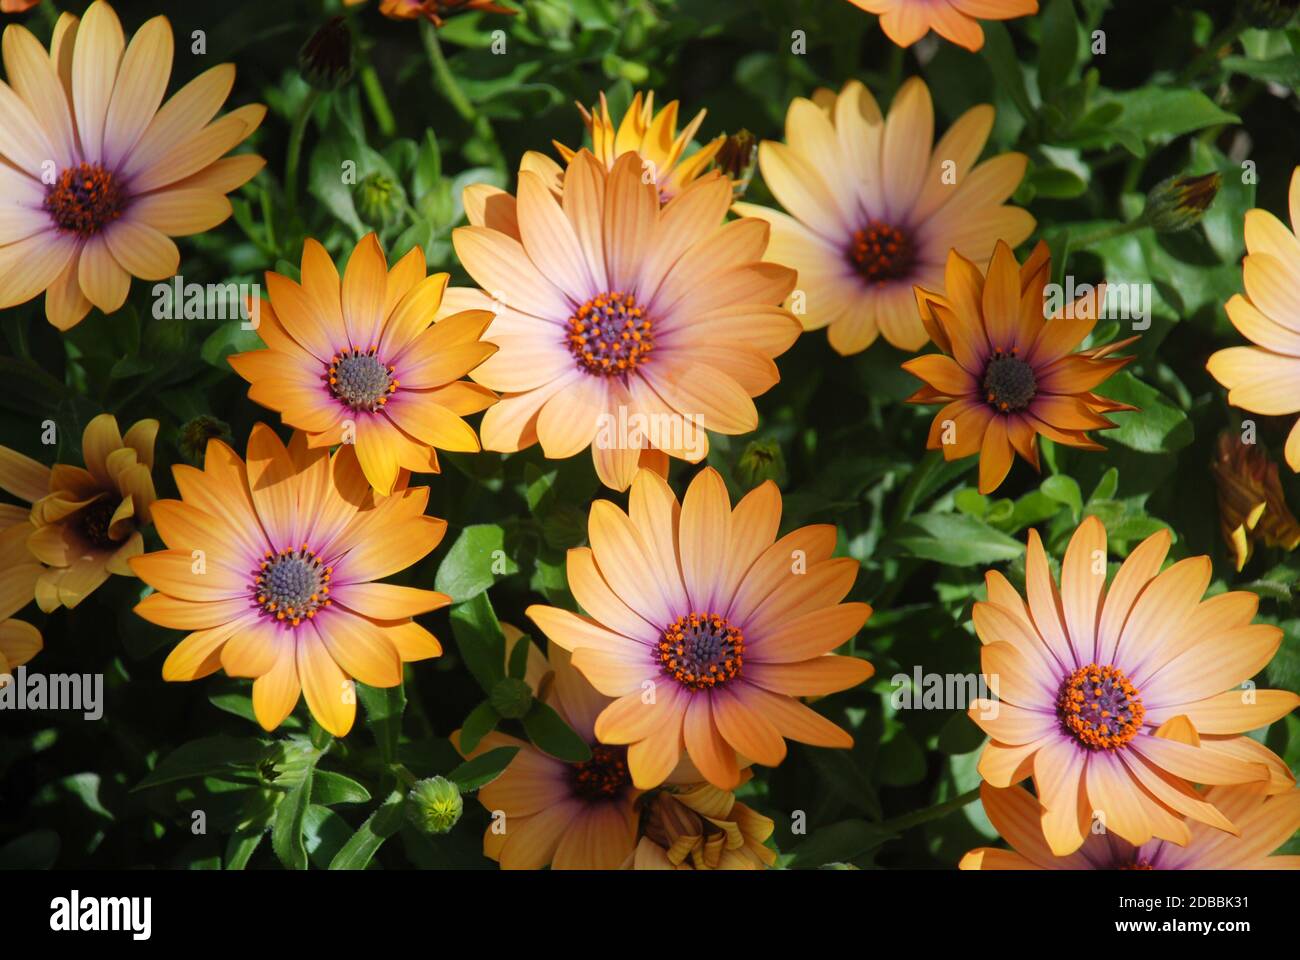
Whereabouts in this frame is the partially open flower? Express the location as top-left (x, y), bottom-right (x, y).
top-left (0, 452), bottom-right (43, 674)
top-left (5, 414), bottom-right (158, 612)
top-left (1211, 430), bottom-right (1300, 571)
top-left (553, 90), bottom-right (729, 203)
top-left (625, 778), bottom-right (776, 870)
top-left (298, 16), bottom-right (354, 92)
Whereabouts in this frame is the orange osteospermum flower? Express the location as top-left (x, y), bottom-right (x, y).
top-left (0, 413), bottom-right (157, 611)
top-left (527, 467), bottom-right (875, 791)
top-left (968, 515), bottom-right (1299, 857)
top-left (553, 90), bottom-right (729, 203)
top-left (848, 0), bottom-right (1039, 51)
top-left (129, 425), bottom-right (449, 737)
top-left (0, 1), bottom-right (265, 330)
top-left (455, 634), bottom-right (642, 870)
top-left (228, 234), bottom-right (498, 497)
top-left (449, 150), bottom-right (801, 491)
top-left (1207, 167), bottom-right (1300, 470)
top-left (735, 78), bottom-right (1033, 354)
top-left (962, 782), bottom-right (1300, 870)
top-left (903, 241), bottom-right (1136, 494)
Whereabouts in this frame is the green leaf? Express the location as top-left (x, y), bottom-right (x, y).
top-left (224, 822), bottom-right (267, 870)
top-left (448, 746), bottom-right (520, 792)
top-left (328, 790), bottom-right (406, 870)
top-left (1101, 89), bottom-right (1239, 156)
top-left (271, 766), bottom-right (314, 871)
top-left (1041, 474), bottom-right (1083, 521)
top-left (894, 513), bottom-right (1025, 566)
top-left (449, 592), bottom-right (509, 694)
top-left (1038, 0), bottom-right (1080, 99)
top-left (200, 320), bottom-right (262, 369)
top-left (434, 523), bottom-right (519, 603)
top-left (0, 830), bottom-right (59, 869)
top-left (877, 732), bottom-right (926, 787)
top-left (789, 820), bottom-right (896, 868)
top-left (1093, 372), bottom-right (1193, 453)
top-left (507, 632), bottom-right (533, 680)
top-left (458, 700), bottom-right (502, 755)
top-left (522, 700), bottom-right (591, 763)
top-left (311, 770), bottom-right (371, 806)
top-left (357, 680), bottom-right (406, 764)
top-left (134, 736), bottom-right (271, 791)
top-left (981, 22), bottom-right (1034, 120)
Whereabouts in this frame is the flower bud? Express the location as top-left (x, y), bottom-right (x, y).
top-left (737, 438), bottom-right (786, 488)
top-left (407, 776), bottom-right (463, 835)
top-left (179, 416), bottom-right (232, 465)
top-left (489, 677), bottom-right (534, 719)
top-left (716, 130), bottom-right (758, 197)
top-left (298, 17), bottom-right (354, 92)
top-left (354, 172), bottom-right (405, 228)
top-left (1141, 172), bottom-right (1220, 233)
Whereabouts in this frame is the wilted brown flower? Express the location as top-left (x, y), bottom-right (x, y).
top-left (1211, 430), bottom-right (1300, 571)
top-left (625, 780), bottom-right (777, 870)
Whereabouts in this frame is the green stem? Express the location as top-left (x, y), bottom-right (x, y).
top-left (391, 764), bottom-right (418, 790)
top-left (420, 18), bottom-right (477, 125)
top-left (890, 450), bottom-right (943, 529)
top-left (284, 88), bottom-right (322, 215)
top-left (1178, 15), bottom-right (1245, 84)
top-left (359, 63), bottom-right (396, 137)
top-left (1069, 217), bottom-right (1145, 250)
top-left (880, 787), bottom-right (981, 833)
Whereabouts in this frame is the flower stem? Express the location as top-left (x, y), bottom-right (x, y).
top-left (1178, 15), bottom-right (1245, 84)
top-left (420, 18), bottom-right (477, 126)
top-left (1068, 217), bottom-right (1145, 250)
top-left (359, 63), bottom-right (396, 137)
top-left (890, 449), bottom-right (943, 528)
top-left (284, 87), bottom-right (322, 215)
top-left (880, 786), bottom-right (981, 833)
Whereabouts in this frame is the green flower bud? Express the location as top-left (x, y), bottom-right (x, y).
top-left (1141, 172), bottom-right (1221, 234)
top-left (407, 776), bottom-right (463, 835)
top-left (489, 677), bottom-right (534, 720)
top-left (737, 438), bottom-right (786, 488)
top-left (178, 416), bottom-right (231, 465)
top-left (1240, 0), bottom-right (1299, 29)
top-left (298, 17), bottom-right (354, 92)
top-left (354, 173), bottom-right (405, 228)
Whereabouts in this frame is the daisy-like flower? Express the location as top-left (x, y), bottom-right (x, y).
top-left (733, 77), bottom-right (1033, 354)
top-left (961, 782), bottom-right (1300, 870)
top-left (903, 241), bottom-right (1136, 494)
top-left (1207, 167), bottom-right (1300, 470)
top-left (968, 515), bottom-right (1299, 856)
top-left (454, 636), bottom-right (642, 870)
top-left (0, 1), bottom-right (265, 330)
top-left (0, 414), bottom-right (157, 612)
top-left (450, 150), bottom-right (800, 491)
top-left (1211, 430), bottom-right (1300, 571)
top-left (527, 467), bottom-right (875, 791)
top-left (227, 234), bottom-right (498, 497)
top-left (129, 425), bottom-right (449, 737)
top-left (847, 0), bottom-right (1039, 51)
top-left (625, 777), bottom-right (777, 870)
top-left (553, 90), bottom-right (729, 203)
